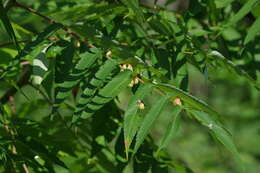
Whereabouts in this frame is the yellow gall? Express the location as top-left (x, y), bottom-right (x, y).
top-left (137, 100), bottom-right (145, 110)
top-left (120, 64), bottom-right (133, 72)
top-left (128, 80), bottom-right (135, 87)
top-left (76, 41), bottom-right (81, 47)
top-left (126, 64), bottom-right (133, 71)
top-left (134, 77), bottom-right (139, 84)
top-left (120, 64), bottom-right (127, 71)
top-left (121, 42), bottom-right (128, 46)
top-left (106, 50), bottom-right (112, 58)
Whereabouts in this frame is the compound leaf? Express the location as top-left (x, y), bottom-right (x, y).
top-left (209, 50), bottom-right (260, 90)
top-left (55, 48), bottom-right (101, 106)
top-left (75, 70), bottom-right (132, 121)
top-left (134, 96), bottom-right (168, 154)
top-left (123, 83), bottom-right (153, 158)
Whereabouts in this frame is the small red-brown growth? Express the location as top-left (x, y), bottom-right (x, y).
top-left (124, 140), bottom-right (129, 148)
top-left (175, 13), bottom-right (182, 18)
top-left (173, 97), bottom-right (182, 106)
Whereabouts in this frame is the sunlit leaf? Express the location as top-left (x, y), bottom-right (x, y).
top-left (155, 83), bottom-right (221, 121)
top-left (31, 46), bottom-right (49, 85)
top-left (244, 17), bottom-right (260, 44)
top-left (214, 0), bottom-right (234, 8)
top-left (0, 1), bottom-right (19, 50)
top-left (228, 0), bottom-right (259, 26)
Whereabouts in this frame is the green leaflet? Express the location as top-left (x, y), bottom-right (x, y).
top-left (55, 48), bottom-right (101, 106)
top-left (0, 1), bottom-right (19, 50)
top-left (157, 105), bottom-right (182, 152)
top-left (52, 3), bottom-right (127, 26)
top-left (155, 83), bottom-right (221, 121)
top-left (209, 50), bottom-right (260, 90)
top-left (74, 59), bottom-right (118, 114)
top-left (91, 70), bottom-right (131, 97)
top-left (121, 0), bottom-right (144, 23)
top-left (31, 46), bottom-right (49, 85)
top-left (164, 160), bottom-right (194, 173)
top-left (188, 110), bottom-right (243, 170)
top-left (228, 0), bottom-right (259, 26)
top-left (214, 0), bottom-right (234, 8)
top-left (7, 79), bottom-right (30, 102)
top-left (148, 18), bottom-right (172, 36)
top-left (16, 138), bottom-right (68, 169)
top-left (0, 23), bottom-right (62, 79)
top-left (76, 70), bottom-right (132, 121)
top-left (17, 23), bottom-right (63, 60)
top-left (134, 96), bottom-right (168, 154)
top-left (244, 17), bottom-right (260, 44)
top-left (123, 83), bottom-right (153, 158)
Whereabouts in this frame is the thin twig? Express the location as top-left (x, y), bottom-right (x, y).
top-left (0, 40), bottom-right (29, 48)
top-left (29, 83), bottom-right (53, 105)
top-left (22, 164), bottom-right (29, 173)
top-left (14, 2), bottom-right (53, 23)
top-left (0, 37), bottom-right (60, 48)
top-left (0, 65), bottom-right (31, 104)
top-left (2, 99), bottom-right (30, 173)
top-left (13, 1), bottom-right (94, 48)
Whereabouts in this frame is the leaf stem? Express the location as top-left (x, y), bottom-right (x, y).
top-left (0, 65), bottom-right (31, 104)
top-left (13, 1), bottom-right (94, 48)
top-left (0, 40), bottom-right (29, 48)
top-left (14, 1), bottom-right (53, 23)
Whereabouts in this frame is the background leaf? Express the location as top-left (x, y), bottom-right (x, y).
top-left (0, 1), bottom-right (19, 50)
top-left (187, 110), bottom-right (243, 170)
top-left (121, 0), bottom-right (144, 23)
top-left (209, 50), bottom-right (260, 90)
top-left (228, 0), bottom-right (259, 26)
top-left (244, 17), bottom-right (260, 44)
top-left (0, 0), bottom-right (258, 172)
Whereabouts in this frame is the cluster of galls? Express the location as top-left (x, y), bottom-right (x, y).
top-left (120, 63), bottom-right (145, 110)
top-left (119, 63), bottom-right (140, 88)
